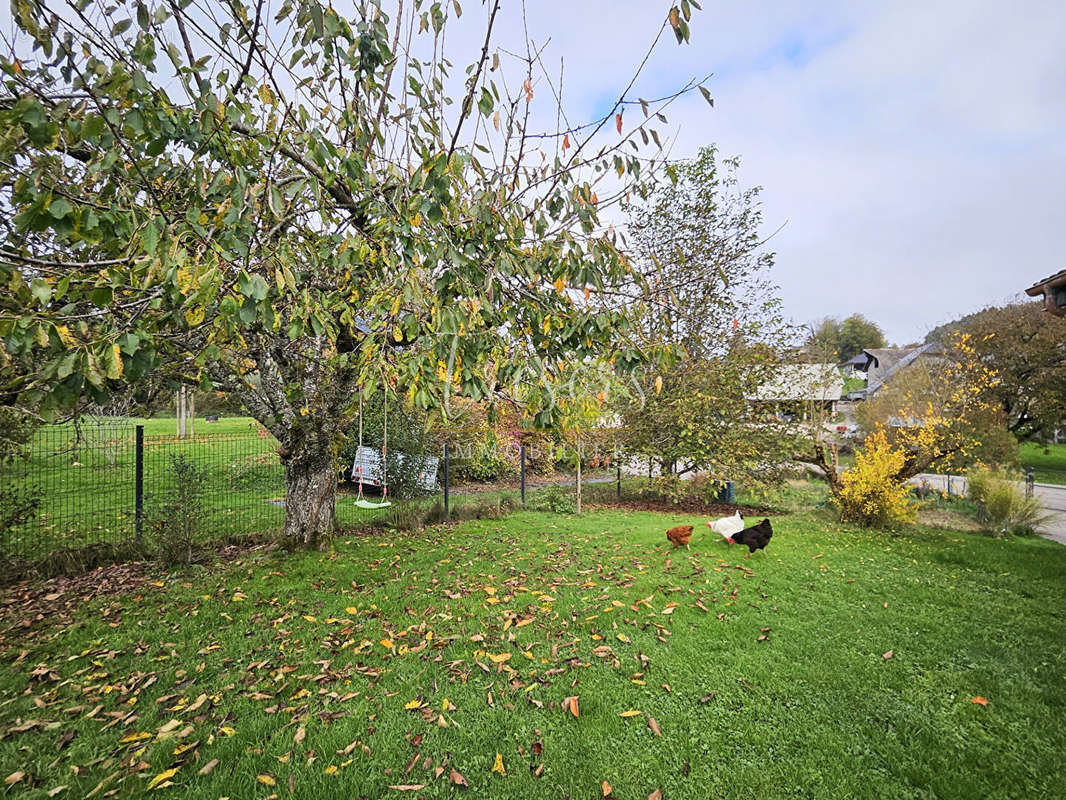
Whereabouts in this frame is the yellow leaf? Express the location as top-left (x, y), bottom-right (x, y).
top-left (404, 699), bottom-right (423, 710)
top-left (256, 774), bottom-right (276, 787)
top-left (345, 607), bottom-right (358, 614)
top-left (655, 375), bottom-right (663, 394)
top-left (324, 765), bottom-right (338, 775)
top-left (184, 306), bottom-right (204, 326)
top-left (487, 652), bottom-right (512, 664)
top-left (219, 726), bottom-right (236, 737)
top-left (120, 731), bottom-right (153, 744)
top-left (441, 698), bottom-right (456, 711)
top-left (146, 768), bottom-right (179, 790)
top-left (491, 752), bottom-right (506, 776)
top-left (380, 639), bottom-right (394, 650)
top-left (616, 633), bottom-right (630, 643)
top-left (619, 709), bottom-right (642, 718)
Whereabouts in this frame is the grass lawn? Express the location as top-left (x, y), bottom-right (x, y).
top-left (1019, 441), bottom-right (1066, 485)
top-left (2, 509), bottom-right (1065, 799)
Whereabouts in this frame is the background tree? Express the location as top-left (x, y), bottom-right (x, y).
top-left (616, 146), bottom-right (798, 486)
top-left (0, 0), bottom-right (711, 545)
top-left (837, 314), bottom-right (886, 361)
top-left (804, 313), bottom-right (886, 362)
top-left (927, 301), bottom-right (1066, 441)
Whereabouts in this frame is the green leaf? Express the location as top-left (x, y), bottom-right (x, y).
top-left (699, 86), bottom-right (714, 107)
top-left (30, 278), bottom-right (52, 306)
top-left (477, 88), bottom-right (494, 116)
top-left (48, 198), bottom-right (73, 219)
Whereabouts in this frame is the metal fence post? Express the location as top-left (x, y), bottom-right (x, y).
top-left (135, 425), bottom-right (144, 540)
top-left (443, 443), bottom-right (450, 518)
top-left (520, 445), bottom-right (526, 507)
top-left (616, 461), bottom-right (621, 499)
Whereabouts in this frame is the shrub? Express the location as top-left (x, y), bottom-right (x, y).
top-left (835, 430), bottom-right (917, 526)
top-left (966, 464), bottom-right (1049, 537)
top-left (527, 485), bottom-right (576, 514)
top-left (146, 454), bottom-right (208, 565)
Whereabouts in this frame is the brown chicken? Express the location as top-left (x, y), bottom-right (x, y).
top-left (665, 524), bottom-right (693, 549)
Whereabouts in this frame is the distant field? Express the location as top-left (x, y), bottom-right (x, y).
top-left (1019, 442), bottom-right (1066, 485)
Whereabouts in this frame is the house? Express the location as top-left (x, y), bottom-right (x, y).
top-left (850, 344), bottom-right (941, 399)
top-left (750, 363), bottom-right (845, 417)
top-left (1026, 269), bottom-right (1066, 317)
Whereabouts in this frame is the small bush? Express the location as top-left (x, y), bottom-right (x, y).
top-left (527, 485), bottom-right (576, 514)
top-left (146, 454), bottom-right (208, 565)
top-left (835, 430), bottom-right (917, 527)
top-left (638, 475), bottom-right (689, 505)
top-left (967, 465), bottom-right (1049, 537)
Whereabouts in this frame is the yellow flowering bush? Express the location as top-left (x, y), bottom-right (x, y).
top-left (835, 430), bottom-right (918, 526)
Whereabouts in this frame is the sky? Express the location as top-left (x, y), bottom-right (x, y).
top-left (485, 0), bottom-right (1066, 344)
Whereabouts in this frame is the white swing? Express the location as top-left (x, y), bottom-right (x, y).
top-left (354, 390), bottom-right (392, 510)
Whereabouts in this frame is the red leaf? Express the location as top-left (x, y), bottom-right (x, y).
top-left (615, 112), bottom-right (623, 134)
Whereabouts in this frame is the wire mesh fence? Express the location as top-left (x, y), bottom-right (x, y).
top-left (0, 420), bottom-right (444, 577)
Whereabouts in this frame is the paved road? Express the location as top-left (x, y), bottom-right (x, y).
top-left (913, 473), bottom-right (1066, 546)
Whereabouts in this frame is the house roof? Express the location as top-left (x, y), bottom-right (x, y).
top-left (1026, 269), bottom-right (1066, 296)
top-left (750, 364), bottom-right (844, 403)
top-left (1026, 269), bottom-right (1066, 316)
top-left (862, 348), bottom-right (909, 371)
top-left (866, 343), bottom-right (940, 396)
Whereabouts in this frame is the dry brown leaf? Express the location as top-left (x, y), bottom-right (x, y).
top-left (648, 790), bottom-right (663, 800)
top-left (449, 768), bottom-right (469, 787)
top-left (388, 785), bottom-right (425, 791)
top-left (648, 717), bottom-right (662, 737)
top-left (972, 696), bottom-right (989, 706)
top-left (5, 772), bottom-right (25, 786)
top-left (197, 759), bottom-right (218, 776)
top-left (882, 650), bottom-right (894, 660)
top-left (294, 725), bottom-right (306, 745)
top-left (602, 779), bottom-right (613, 797)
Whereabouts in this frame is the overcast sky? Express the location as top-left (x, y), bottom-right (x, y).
top-left (497, 0), bottom-right (1066, 344)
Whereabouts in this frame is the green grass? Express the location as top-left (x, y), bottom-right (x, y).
top-left (2, 509), bottom-right (1065, 798)
top-left (1019, 441), bottom-right (1066, 485)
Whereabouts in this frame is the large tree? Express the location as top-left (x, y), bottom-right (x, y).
top-left (927, 301), bottom-right (1066, 440)
top-left (616, 146), bottom-right (797, 484)
top-left (0, 1), bottom-right (711, 544)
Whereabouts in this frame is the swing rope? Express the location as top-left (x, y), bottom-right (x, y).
top-left (354, 385), bottom-right (391, 510)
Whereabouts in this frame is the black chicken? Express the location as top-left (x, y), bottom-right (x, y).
top-left (731, 518), bottom-right (773, 556)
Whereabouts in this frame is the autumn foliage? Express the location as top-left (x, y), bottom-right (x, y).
top-left (834, 430), bottom-right (918, 527)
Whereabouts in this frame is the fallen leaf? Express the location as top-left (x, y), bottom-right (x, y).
top-left (564, 695), bottom-right (580, 717)
top-left (487, 652), bottom-right (512, 664)
top-left (197, 759), bottom-right (218, 776)
top-left (449, 768), bottom-right (468, 787)
top-left (146, 768), bottom-right (179, 790)
top-left (294, 726), bottom-right (306, 745)
top-left (972, 696), bottom-right (989, 706)
top-left (648, 790), bottom-right (663, 800)
top-left (491, 752), bottom-right (506, 776)
top-left (388, 785), bottom-right (425, 791)
top-left (883, 650), bottom-right (894, 660)
top-left (5, 772), bottom-right (25, 786)
top-left (47, 786), bottom-right (68, 797)
top-left (619, 710), bottom-right (642, 718)
top-left (256, 773), bottom-right (277, 787)
top-left (648, 717), bottom-right (661, 736)
top-left (602, 779), bottom-right (613, 797)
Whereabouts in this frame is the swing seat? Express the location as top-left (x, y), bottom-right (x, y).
top-left (354, 497), bottom-right (392, 510)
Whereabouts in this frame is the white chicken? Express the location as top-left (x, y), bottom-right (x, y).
top-left (707, 511), bottom-right (744, 543)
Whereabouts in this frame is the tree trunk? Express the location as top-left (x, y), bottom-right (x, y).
top-left (283, 447), bottom-right (337, 547)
